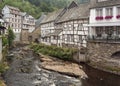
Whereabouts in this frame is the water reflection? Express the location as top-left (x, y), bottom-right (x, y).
top-left (81, 64), bottom-right (120, 86)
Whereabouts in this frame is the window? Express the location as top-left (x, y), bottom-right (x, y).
top-left (116, 26), bottom-right (120, 34)
top-left (71, 35), bottom-right (74, 42)
top-left (96, 9), bottom-right (103, 16)
top-left (53, 36), bottom-right (56, 40)
top-left (105, 8), bottom-right (113, 19)
top-left (105, 27), bottom-right (113, 36)
top-left (96, 27), bottom-right (104, 37)
top-left (117, 7), bottom-right (120, 15)
top-left (96, 9), bottom-right (103, 20)
top-left (15, 14), bottom-right (17, 17)
top-left (67, 35), bottom-right (74, 42)
top-left (78, 35), bottom-right (83, 43)
top-left (117, 7), bottom-right (120, 19)
top-left (106, 8), bottom-right (113, 16)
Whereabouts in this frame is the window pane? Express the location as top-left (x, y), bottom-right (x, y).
top-left (106, 8), bottom-right (113, 16)
top-left (117, 7), bottom-right (120, 15)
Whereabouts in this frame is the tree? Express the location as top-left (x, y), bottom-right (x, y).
top-left (8, 26), bottom-right (15, 48)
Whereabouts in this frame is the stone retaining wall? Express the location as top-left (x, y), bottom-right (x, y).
top-left (87, 41), bottom-right (120, 75)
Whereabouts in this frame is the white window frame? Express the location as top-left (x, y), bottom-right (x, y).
top-left (96, 8), bottom-right (103, 16)
top-left (106, 7), bottom-right (113, 16)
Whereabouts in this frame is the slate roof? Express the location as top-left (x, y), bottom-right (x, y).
top-left (40, 0), bottom-right (96, 24)
top-left (56, 2), bottom-right (91, 23)
top-left (50, 29), bottom-right (62, 36)
top-left (21, 12), bottom-right (27, 16)
top-left (91, 0), bottom-right (120, 8)
top-left (45, 29), bottom-right (62, 37)
top-left (35, 14), bottom-right (46, 28)
top-left (41, 9), bottom-right (63, 24)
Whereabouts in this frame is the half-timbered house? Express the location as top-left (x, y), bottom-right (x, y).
top-left (40, 9), bottom-right (64, 45)
top-left (2, 5), bottom-right (22, 41)
top-left (56, 1), bottom-right (95, 48)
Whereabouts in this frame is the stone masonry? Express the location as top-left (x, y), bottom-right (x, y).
top-left (87, 41), bottom-right (120, 75)
top-left (21, 29), bottom-right (29, 43)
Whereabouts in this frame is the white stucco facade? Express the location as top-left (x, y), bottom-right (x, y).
top-left (89, 5), bottom-right (120, 37)
top-left (2, 5), bottom-right (22, 41)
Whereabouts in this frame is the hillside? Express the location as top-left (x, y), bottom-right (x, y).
top-left (0, 0), bottom-right (89, 19)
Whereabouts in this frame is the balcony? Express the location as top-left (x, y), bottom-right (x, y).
top-left (88, 35), bottom-right (120, 43)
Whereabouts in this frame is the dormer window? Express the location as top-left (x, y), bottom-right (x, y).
top-left (96, 8), bottom-right (103, 20)
top-left (105, 8), bottom-right (113, 19)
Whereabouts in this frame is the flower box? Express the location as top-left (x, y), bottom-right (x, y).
top-left (95, 16), bottom-right (104, 20)
top-left (105, 16), bottom-right (113, 19)
top-left (116, 15), bottom-right (120, 19)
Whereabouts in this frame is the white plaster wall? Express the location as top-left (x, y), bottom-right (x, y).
top-left (2, 6), bottom-right (10, 18)
top-left (90, 5), bottom-right (120, 24)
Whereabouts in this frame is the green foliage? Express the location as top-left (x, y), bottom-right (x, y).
top-left (8, 26), bottom-right (15, 47)
top-left (2, 35), bottom-right (8, 46)
top-left (0, 0), bottom-right (88, 19)
top-left (30, 43), bottom-right (78, 61)
top-left (0, 0), bottom-right (41, 18)
top-left (0, 62), bottom-right (9, 74)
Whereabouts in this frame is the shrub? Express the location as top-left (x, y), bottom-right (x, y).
top-left (2, 36), bottom-right (8, 46)
top-left (30, 43), bottom-right (78, 61)
top-left (0, 62), bottom-right (9, 74)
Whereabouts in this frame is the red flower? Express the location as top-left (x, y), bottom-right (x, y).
top-left (116, 15), bottom-right (120, 19)
top-left (95, 16), bottom-right (104, 20)
top-left (105, 16), bottom-right (113, 19)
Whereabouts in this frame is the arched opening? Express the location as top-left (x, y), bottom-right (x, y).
top-left (111, 51), bottom-right (120, 59)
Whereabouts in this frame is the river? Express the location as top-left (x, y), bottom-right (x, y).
top-left (4, 46), bottom-right (120, 86)
top-left (81, 64), bottom-right (120, 86)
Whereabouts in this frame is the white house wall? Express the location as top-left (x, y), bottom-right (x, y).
top-left (90, 5), bottom-right (120, 24)
top-left (2, 6), bottom-right (10, 18)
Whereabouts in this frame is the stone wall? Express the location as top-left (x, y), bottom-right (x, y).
top-left (30, 27), bottom-right (40, 42)
top-left (21, 29), bottom-right (29, 43)
top-left (14, 33), bottom-right (20, 41)
top-left (87, 41), bottom-right (120, 75)
top-left (62, 43), bottom-right (78, 48)
top-left (62, 43), bottom-right (88, 62)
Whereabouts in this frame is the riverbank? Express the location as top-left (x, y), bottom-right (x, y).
top-left (0, 77), bottom-right (6, 86)
top-left (87, 42), bottom-right (120, 75)
top-left (37, 53), bottom-right (87, 78)
top-left (4, 45), bottom-right (82, 86)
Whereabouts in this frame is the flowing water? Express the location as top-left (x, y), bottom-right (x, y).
top-left (4, 46), bottom-right (120, 86)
